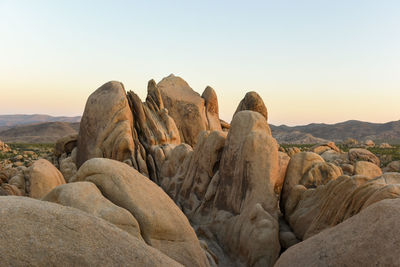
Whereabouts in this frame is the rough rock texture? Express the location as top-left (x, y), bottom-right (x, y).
top-left (126, 79), bottom-right (181, 180)
top-left (0, 140), bottom-right (11, 152)
top-left (353, 160), bottom-right (382, 178)
top-left (348, 148), bottom-right (380, 166)
top-left (157, 74), bottom-right (209, 146)
top-left (383, 160), bottom-right (400, 172)
top-left (310, 142), bottom-right (340, 155)
top-left (211, 111), bottom-right (280, 267)
top-left (54, 134), bottom-right (78, 158)
top-left (26, 159), bottom-right (66, 199)
top-left (43, 182), bottom-right (142, 239)
top-left (283, 172), bottom-right (400, 241)
top-left (202, 86), bottom-right (222, 132)
top-left (277, 152), bottom-right (290, 196)
top-left (157, 110), bottom-right (281, 266)
top-left (0, 197), bottom-right (181, 267)
top-left (275, 199), bottom-right (400, 267)
top-left (76, 81), bottom-right (135, 168)
top-left (234, 91), bottom-right (268, 121)
top-left (72, 158), bottom-right (208, 267)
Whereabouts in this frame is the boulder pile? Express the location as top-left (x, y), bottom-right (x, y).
top-left (1, 75), bottom-right (400, 266)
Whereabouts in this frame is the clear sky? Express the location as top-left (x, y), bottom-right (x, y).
top-left (0, 0), bottom-right (399, 125)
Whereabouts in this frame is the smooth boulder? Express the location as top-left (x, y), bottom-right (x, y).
top-left (72, 158), bottom-right (209, 267)
top-left (0, 196), bottom-right (181, 266)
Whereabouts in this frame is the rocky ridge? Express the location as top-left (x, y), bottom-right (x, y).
top-left (0, 74), bottom-right (400, 266)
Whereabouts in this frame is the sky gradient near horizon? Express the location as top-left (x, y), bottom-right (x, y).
top-left (0, 0), bottom-right (399, 126)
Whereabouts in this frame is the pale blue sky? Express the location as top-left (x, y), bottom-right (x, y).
top-left (0, 0), bottom-right (399, 125)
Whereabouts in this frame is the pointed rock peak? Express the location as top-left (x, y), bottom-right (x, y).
top-left (234, 91), bottom-right (268, 122)
top-left (147, 79), bottom-right (157, 89)
top-left (202, 86), bottom-right (219, 114)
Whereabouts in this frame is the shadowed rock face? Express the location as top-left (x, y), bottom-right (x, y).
top-left (76, 81), bottom-right (135, 168)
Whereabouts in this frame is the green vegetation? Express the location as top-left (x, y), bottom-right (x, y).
top-left (280, 143), bottom-right (400, 167)
top-left (8, 143), bottom-right (54, 152)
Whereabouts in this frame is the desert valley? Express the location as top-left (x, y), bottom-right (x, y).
top-left (0, 75), bottom-right (400, 266)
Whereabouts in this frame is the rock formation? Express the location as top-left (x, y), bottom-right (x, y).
top-left (275, 198), bottom-right (400, 266)
top-left (3, 75), bottom-right (400, 266)
top-left (0, 197), bottom-right (181, 266)
top-left (76, 81), bottom-right (135, 168)
top-left (71, 158), bottom-right (208, 267)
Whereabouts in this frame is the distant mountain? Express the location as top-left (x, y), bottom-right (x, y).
top-left (0, 122), bottom-right (79, 143)
top-left (0, 114), bottom-right (81, 127)
top-left (270, 120), bottom-right (400, 144)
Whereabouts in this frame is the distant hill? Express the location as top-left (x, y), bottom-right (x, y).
top-left (0, 122), bottom-right (79, 143)
top-left (0, 114), bottom-right (81, 127)
top-left (270, 120), bottom-right (400, 144)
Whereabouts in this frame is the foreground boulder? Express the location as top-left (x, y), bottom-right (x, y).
top-left (76, 81), bottom-right (135, 168)
top-left (159, 110), bottom-right (282, 266)
top-left (0, 197), bottom-right (181, 266)
top-left (72, 158), bottom-right (209, 267)
top-left (275, 198), bottom-right (400, 266)
top-left (26, 159), bottom-right (66, 199)
top-left (43, 182), bottom-right (142, 239)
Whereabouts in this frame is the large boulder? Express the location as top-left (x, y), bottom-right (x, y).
top-left (353, 160), bottom-right (382, 179)
top-left (157, 74), bottom-right (209, 146)
top-left (72, 158), bottom-right (208, 267)
top-left (348, 148), bottom-right (380, 166)
top-left (0, 196), bottom-right (181, 266)
top-left (284, 172), bottom-right (400, 241)
top-left (26, 159), bottom-right (66, 199)
top-left (234, 91), bottom-right (268, 121)
top-left (42, 182), bottom-right (142, 239)
top-left (76, 81), bottom-right (135, 168)
top-left (210, 111), bottom-right (281, 266)
top-left (202, 86), bottom-right (222, 132)
top-left (275, 198), bottom-right (400, 266)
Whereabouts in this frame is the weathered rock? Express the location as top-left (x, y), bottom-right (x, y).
top-left (281, 152), bottom-right (324, 207)
top-left (277, 152), bottom-right (290, 196)
top-left (157, 74), bottom-right (209, 146)
top-left (76, 81), bottom-right (135, 168)
top-left (275, 199), bottom-right (400, 267)
top-left (211, 111), bottom-right (280, 266)
top-left (343, 137), bottom-right (358, 146)
top-left (176, 131), bottom-right (227, 217)
top-left (310, 141), bottom-right (340, 155)
top-left (0, 140), bottom-right (11, 152)
top-left (383, 160), bottom-right (400, 172)
top-left (0, 196), bottom-right (181, 266)
top-left (284, 172), bottom-right (400, 241)
top-left (43, 182), bottom-right (142, 239)
top-left (59, 156), bottom-right (77, 182)
top-left (379, 142), bottom-right (392, 148)
top-left (320, 150), bottom-right (348, 164)
top-left (202, 86), bottom-right (222, 132)
top-left (54, 134), bottom-right (78, 158)
top-left (348, 148), bottom-right (380, 166)
top-left (353, 160), bottom-right (382, 179)
top-left (286, 147), bottom-right (301, 157)
top-left (26, 159), bottom-right (65, 199)
top-left (364, 139), bottom-right (375, 147)
top-left (234, 91), bottom-right (268, 121)
top-left (72, 158), bottom-right (208, 267)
